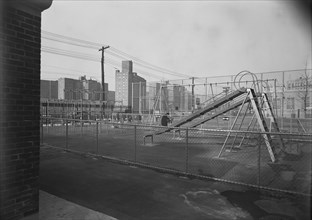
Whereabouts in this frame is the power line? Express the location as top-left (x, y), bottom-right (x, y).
top-left (41, 46), bottom-right (163, 80)
top-left (42, 30), bottom-right (189, 78)
top-left (110, 46), bottom-right (189, 78)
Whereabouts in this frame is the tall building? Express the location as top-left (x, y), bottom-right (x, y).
top-left (132, 73), bottom-right (146, 113)
top-left (40, 80), bottom-right (58, 99)
top-left (115, 60), bottom-right (146, 112)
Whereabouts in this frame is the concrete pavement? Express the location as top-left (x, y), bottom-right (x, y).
top-left (39, 191), bottom-right (116, 220)
top-left (39, 146), bottom-right (311, 220)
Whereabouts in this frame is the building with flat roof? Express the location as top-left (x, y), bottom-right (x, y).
top-left (115, 60), bottom-right (146, 112)
top-left (41, 80), bottom-right (58, 100)
top-left (58, 77), bottom-right (82, 100)
top-left (56, 76), bottom-right (109, 101)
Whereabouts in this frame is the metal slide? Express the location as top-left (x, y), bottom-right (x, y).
top-left (148, 88), bottom-right (247, 136)
top-left (188, 98), bottom-right (250, 128)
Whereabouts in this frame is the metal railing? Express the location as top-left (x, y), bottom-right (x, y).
top-left (41, 117), bottom-right (312, 196)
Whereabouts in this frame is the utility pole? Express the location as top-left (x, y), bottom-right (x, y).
top-left (99, 45), bottom-right (109, 118)
top-left (191, 77), bottom-right (195, 112)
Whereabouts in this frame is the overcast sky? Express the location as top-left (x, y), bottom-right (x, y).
top-left (41, 0), bottom-right (311, 91)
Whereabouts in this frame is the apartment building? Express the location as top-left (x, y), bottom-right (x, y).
top-left (115, 60), bottom-right (146, 112)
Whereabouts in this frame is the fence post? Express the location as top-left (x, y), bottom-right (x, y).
top-left (96, 121), bottom-right (99, 154)
top-left (134, 125), bottom-right (137, 163)
top-left (66, 119), bottom-right (68, 150)
top-left (41, 119), bottom-right (43, 145)
top-left (80, 118), bottom-right (83, 136)
top-left (257, 133), bottom-right (261, 188)
top-left (185, 128), bottom-right (189, 173)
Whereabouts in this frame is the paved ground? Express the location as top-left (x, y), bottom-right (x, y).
top-left (39, 191), bottom-right (116, 220)
top-left (42, 125), bottom-right (312, 194)
top-left (39, 146), bottom-right (311, 220)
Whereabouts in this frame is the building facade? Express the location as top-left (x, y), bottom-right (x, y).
top-left (58, 77), bottom-right (83, 100)
top-left (46, 76), bottom-right (109, 101)
top-left (41, 80), bottom-right (58, 100)
top-left (115, 60), bottom-right (146, 112)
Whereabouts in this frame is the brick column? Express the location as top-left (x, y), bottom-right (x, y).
top-left (0, 1), bottom-right (52, 220)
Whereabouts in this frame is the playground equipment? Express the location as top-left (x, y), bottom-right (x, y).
top-left (144, 71), bottom-right (285, 163)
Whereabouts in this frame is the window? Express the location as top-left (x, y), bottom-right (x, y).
top-left (286, 97), bottom-right (294, 109)
top-left (273, 98), bottom-right (281, 109)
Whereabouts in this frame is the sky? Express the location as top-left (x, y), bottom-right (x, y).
top-left (41, 0), bottom-right (312, 91)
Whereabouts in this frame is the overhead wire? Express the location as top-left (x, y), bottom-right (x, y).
top-left (109, 46), bottom-right (189, 78)
top-left (42, 30), bottom-right (189, 78)
top-left (41, 46), bottom-right (163, 80)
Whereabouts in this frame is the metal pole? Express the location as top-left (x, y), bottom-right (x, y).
top-left (257, 133), bottom-right (261, 187)
top-left (134, 125), bottom-right (137, 162)
top-left (281, 72), bottom-right (285, 130)
top-left (148, 90), bottom-right (151, 120)
top-left (46, 100), bottom-right (49, 133)
top-left (205, 77), bottom-right (208, 101)
top-left (185, 128), bottom-right (189, 173)
top-left (65, 119), bottom-right (68, 150)
top-left (132, 82), bottom-right (134, 113)
top-left (260, 73), bottom-right (263, 93)
top-left (139, 82), bottom-right (142, 114)
top-left (45, 100), bottom-right (48, 121)
top-left (41, 119), bottom-right (43, 145)
top-left (274, 79), bottom-right (278, 117)
top-left (81, 92), bottom-right (83, 136)
top-left (160, 84), bottom-right (162, 113)
top-left (210, 84), bottom-right (219, 128)
top-left (191, 77), bottom-right (195, 112)
top-left (96, 122), bottom-right (99, 154)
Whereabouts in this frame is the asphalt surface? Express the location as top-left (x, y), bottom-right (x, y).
top-left (39, 146), bottom-right (311, 220)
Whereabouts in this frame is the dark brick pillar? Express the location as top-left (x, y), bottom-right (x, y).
top-left (0, 1), bottom-right (52, 220)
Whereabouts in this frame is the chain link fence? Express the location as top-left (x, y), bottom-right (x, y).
top-left (41, 116), bottom-right (312, 196)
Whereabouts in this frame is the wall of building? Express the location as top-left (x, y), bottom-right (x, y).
top-left (58, 78), bottom-right (82, 100)
top-left (0, 1), bottom-right (52, 219)
top-left (115, 61), bottom-right (146, 112)
top-left (42, 77), bottom-right (109, 102)
top-left (108, 91), bottom-right (115, 102)
top-left (131, 73), bottom-right (146, 113)
top-left (40, 80), bottom-right (58, 99)
top-left (115, 70), bottom-right (129, 106)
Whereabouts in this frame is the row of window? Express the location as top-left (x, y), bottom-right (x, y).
top-left (272, 97), bottom-right (310, 109)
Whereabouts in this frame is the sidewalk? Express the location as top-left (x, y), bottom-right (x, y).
top-left (38, 191), bottom-right (117, 220)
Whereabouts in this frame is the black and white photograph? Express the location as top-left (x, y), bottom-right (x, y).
top-left (0, 0), bottom-right (311, 219)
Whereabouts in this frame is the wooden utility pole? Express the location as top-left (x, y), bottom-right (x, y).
top-left (99, 45), bottom-right (109, 118)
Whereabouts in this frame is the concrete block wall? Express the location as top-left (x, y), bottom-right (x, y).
top-left (0, 1), bottom-right (52, 220)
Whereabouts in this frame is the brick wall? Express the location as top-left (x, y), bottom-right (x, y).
top-left (0, 1), bottom-right (52, 219)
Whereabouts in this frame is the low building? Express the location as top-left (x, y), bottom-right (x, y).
top-left (41, 80), bottom-right (58, 99)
